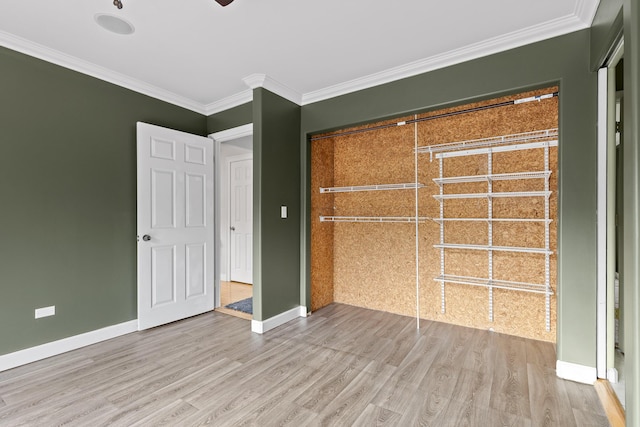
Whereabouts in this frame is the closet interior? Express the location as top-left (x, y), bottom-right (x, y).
top-left (311, 87), bottom-right (558, 342)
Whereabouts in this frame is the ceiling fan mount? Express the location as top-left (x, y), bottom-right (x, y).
top-left (113, 0), bottom-right (233, 9)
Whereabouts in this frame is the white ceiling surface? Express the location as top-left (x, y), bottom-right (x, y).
top-left (0, 0), bottom-right (600, 114)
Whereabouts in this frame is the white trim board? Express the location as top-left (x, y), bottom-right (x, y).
top-left (210, 123), bottom-right (253, 143)
top-left (204, 90), bottom-right (253, 116)
top-left (556, 360), bottom-right (598, 384)
top-left (251, 306), bottom-right (307, 334)
top-left (0, 320), bottom-right (138, 372)
top-left (243, 74), bottom-right (302, 106)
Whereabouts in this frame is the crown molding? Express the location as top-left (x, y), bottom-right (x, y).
top-left (204, 89), bottom-right (253, 116)
top-left (243, 73), bottom-right (302, 105)
top-left (301, 13), bottom-right (591, 105)
top-left (209, 123), bottom-right (253, 142)
top-left (1, 1), bottom-right (600, 115)
top-left (0, 30), bottom-right (207, 114)
top-left (575, 0), bottom-right (601, 26)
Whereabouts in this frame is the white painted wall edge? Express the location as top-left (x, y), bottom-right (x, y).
top-left (251, 306), bottom-right (307, 334)
top-left (556, 360), bottom-right (598, 384)
top-left (0, 320), bottom-right (138, 372)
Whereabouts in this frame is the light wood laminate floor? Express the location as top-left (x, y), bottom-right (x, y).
top-left (0, 304), bottom-right (608, 426)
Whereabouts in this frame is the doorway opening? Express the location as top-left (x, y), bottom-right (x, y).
top-left (597, 38), bottom-right (625, 407)
top-left (210, 125), bottom-right (254, 320)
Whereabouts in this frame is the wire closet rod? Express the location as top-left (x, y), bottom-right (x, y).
top-left (310, 92), bottom-right (559, 141)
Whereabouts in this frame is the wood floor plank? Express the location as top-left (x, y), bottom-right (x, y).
top-left (352, 403), bottom-right (402, 426)
top-left (572, 407), bottom-right (611, 426)
top-left (0, 303), bottom-right (607, 426)
top-left (129, 399), bottom-right (199, 426)
top-left (527, 364), bottom-right (578, 427)
top-left (564, 377), bottom-right (609, 417)
top-left (378, 320), bottom-right (423, 367)
top-left (450, 367), bottom-right (493, 409)
top-left (238, 401), bottom-right (317, 427)
top-left (397, 390), bottom-right (453, 425)
top-left (315, 362), bottom-right (395, 426)
top-left (294, 359), bottom-right (370, 412)
top-left (371, 374), bottom-right (420, 414)
top-left (489, 333), bottom-right (532, 418)
top-left (443, 396), bottom-right (533, 427)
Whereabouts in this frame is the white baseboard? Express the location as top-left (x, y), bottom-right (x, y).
top-left (556, 360), bottom-right (598, 384)
top-left (251, 306), bottom-right (304, 334)
top-left (0, 320), bottom-right (138, 372)
top-left (299, 306), bottom-right (308, 318)
top-left (607, 367), bottom-right (619, 383)
top-left (220, 273), bottom-right (228, 282)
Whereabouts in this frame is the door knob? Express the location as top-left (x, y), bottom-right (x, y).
top-left (142, 235), bottom-right (151, 241)
top-left (230, 226), bottom-right (236, 231)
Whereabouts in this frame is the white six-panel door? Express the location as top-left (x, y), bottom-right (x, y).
top-left (137, 122), bottom-right (214, 330)
top-left (229, 157), bottom-right (253, 284)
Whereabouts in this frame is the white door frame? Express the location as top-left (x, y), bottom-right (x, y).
top-left (227, 153), bottom-right (253, 283)
top-left (209, 124), bottom-right (253, 307)
top-left (596, 38), bottom-right (624, 380)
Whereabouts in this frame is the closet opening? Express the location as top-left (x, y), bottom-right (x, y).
top-left (310, 87), bottom-right (559, 343)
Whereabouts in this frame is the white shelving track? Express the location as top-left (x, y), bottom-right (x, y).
top-left (423, 128), bottom-right (556, 331)
top-left (433, 191), bottom-right (551, 200)
top-left (417, 128), bottom-right (558, 159)
top-left (320, 183), bottom-right (424, 193)
top-left (320, 216), bottom-right (428, 223)
top-left (434, 275), bottom-right (551, 294)
top-left (433, 171), bottom-right (551, 185)
top-left (433, 243), bottom-right (552, 254)
top-left (432, 218), bottom-right (553, 223)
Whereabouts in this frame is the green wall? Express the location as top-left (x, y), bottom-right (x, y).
top-left (301, 30), bottom-right (597, 368)
top-left (252, 88), bottom-right (301, 320)
top-left (206, 102), bottom-right (252, 133)
top-left (590, 0), bottom-right (624, 70)
top-left (0, 46), bottom-right (207, 355)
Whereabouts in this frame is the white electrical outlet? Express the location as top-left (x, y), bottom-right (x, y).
top-left (35, 306), bottom-right (55, 319)
top-left (281, 205), bottom-right (287, 219)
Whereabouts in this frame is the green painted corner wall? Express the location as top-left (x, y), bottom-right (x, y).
top-left (252, 88), bottom-right (301, 321)
top-left (206, 102), bottom-right (252, 134)
top-left (301, 30), bottom-right (597, 368)
top-left (590, 0), bottom-right (624, 70)
top-left (0, 46), bottom-right (207, 355)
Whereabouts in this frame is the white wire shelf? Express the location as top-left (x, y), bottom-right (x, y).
top-left (431, 218), bottom-right (553, 224)
top-left (417, 128), bottom-right (558, 155)
top-left (320, 216), bottom-right (429, 223)
top-left (433, 243), bottom-right (552, 254)
top-left (433, 191), bottom-right (551, 200)
top-left (433, 171), bottom-right (551, 185)
top-left (434, 275), bottom-right (553, 295)
top-left (320, 183), bottom-right (425, 193)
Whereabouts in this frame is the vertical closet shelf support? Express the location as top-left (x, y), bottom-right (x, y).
top-left (414, 117), bottom-right (420, 329)
top-left (544, 143), bottom-right (551, 331)
top-left (439, 157), bottom-right (446, 314)
top-left (488, 149), bottom-right (494, 322)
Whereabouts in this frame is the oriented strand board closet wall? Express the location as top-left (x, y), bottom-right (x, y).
top-left (311, 87), bottom-right (558, 342)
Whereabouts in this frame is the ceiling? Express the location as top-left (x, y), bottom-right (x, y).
top-left (0, 0), bottom-right (600, 115)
